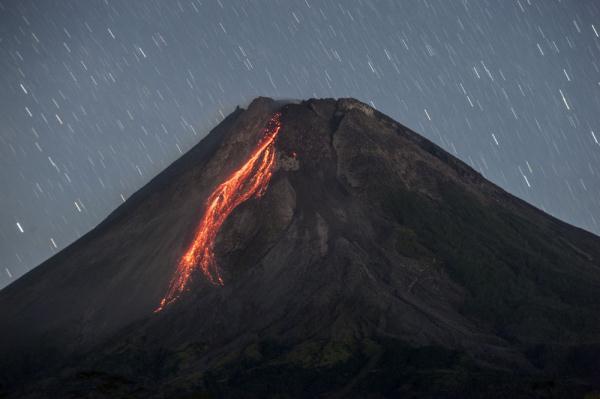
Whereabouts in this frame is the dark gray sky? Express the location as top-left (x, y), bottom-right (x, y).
top-left (1, 0), bottom-right (599, 289)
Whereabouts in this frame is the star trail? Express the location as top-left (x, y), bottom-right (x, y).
top-left (1, 0), bottom-right (599, 288)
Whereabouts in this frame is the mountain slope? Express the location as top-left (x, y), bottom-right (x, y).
top-left (1, 97), bottom-right (600, 398)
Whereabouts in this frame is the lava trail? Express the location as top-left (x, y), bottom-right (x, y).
top-left (155, 113), bottom-right (282, 312)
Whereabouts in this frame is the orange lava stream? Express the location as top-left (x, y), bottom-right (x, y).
top-left (155, 113), bottom-right (282, 312)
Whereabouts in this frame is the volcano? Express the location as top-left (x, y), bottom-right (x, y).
top-left (1, 97), bottom-right (600, 398)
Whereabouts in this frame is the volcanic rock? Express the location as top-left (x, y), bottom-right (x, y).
top-left (1, 97), bottom-right (600, 398)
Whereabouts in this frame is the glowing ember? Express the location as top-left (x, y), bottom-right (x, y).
top-left (155, 113), bottom-right (282, 312)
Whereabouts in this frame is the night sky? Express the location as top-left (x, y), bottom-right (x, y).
top-left (1, 0), bottom-right (600, 289)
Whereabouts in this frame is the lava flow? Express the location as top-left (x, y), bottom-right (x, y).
top-left (155, 113), bottom-right (282, 312)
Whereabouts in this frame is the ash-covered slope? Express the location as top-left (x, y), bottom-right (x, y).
top-left (2, 97), bottom-right (600, 398)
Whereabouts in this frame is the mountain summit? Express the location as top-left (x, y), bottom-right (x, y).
top-left (1, 97), bottom-right (600, 398)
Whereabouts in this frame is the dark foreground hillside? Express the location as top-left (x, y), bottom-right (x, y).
top-left (1, 97), bottom-right (600, 398)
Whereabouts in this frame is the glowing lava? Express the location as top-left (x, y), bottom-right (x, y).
top-left (155, 113), bottom-right (282, 312)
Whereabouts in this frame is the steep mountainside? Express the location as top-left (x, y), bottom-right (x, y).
top-left (1, 97), bottom-right (600, 398)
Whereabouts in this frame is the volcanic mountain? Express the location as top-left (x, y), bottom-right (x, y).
top-left (1, 97), bottom-right (600, 398)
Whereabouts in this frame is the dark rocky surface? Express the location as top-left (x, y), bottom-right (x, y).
top-left (1, 97), bottom-right (600, 398)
